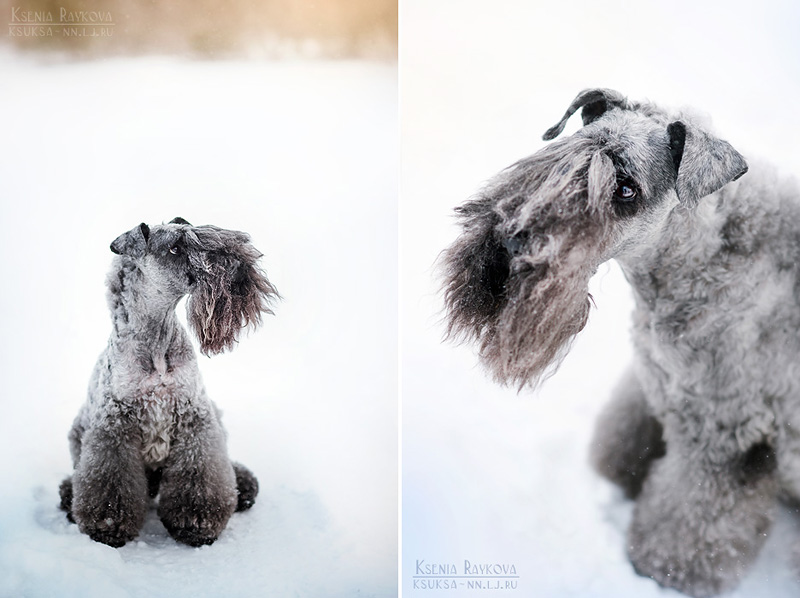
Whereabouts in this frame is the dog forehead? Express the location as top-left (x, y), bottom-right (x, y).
top-left (581, 110), bottom-right (672, 172)
top-left (148, 224), bottom-right (184, 250)
top-left (588, 109), bottom-right (668, 147)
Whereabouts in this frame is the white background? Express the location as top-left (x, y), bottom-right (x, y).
top-left (401, 0), bottom-right (800, 596)
top-left (0, 51), bottom-right (397, 597)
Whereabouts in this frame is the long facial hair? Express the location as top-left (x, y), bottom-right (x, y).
top-left (442, 136), bottom-right (617, 387)
top-left (185, 226), bottom-right (279, 355)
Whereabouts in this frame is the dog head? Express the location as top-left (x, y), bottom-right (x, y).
top-left (441, 89), bottom-right (747, 388)
top-left (110, 217), bottom-right (279, 355)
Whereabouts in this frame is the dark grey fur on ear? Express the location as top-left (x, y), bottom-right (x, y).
top-left (110, 223), bottom-right (149, 257)
top-left (170, 217), bottom-right (192, 226)
top-left (667, 121), bottom-right (686, 174)
top-left (673, 122), bottom-right (748, 204)
top-left (543, 88), bottom-right (629, 141)
top-left (184, 226), bottom-right (280, 355)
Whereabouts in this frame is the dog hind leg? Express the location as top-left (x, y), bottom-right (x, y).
top-left (58, 477), bottom-right (75, 523)
top-left (232, 462), bottom-right (259, 512)
top-left (590, 366), bottom-right (665, 498)
top-left (59, 415), bottom-right (87, 523)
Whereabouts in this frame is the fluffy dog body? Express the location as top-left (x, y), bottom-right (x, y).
top-left (442, 89), bottom-right (800, 596)
top-left (60, 218), bottom-right (277, 548)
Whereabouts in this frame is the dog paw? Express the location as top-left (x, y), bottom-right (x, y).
top-left (84, 518), bottom-right (141, 548)
top-left (71, 484), bottom-right (147, 547)
top-left (159, 490), bottom-right (237, 547)
top-left (627, 452), bottom-right (775, 597)
top-left (627, 522), bottom-right (740, 597)
top-left (233, 463), bottom-right (259, 512)
top-left (73, 505), bottom-right (144, 547)
top-left (162, 511), bottom-right (228, 547)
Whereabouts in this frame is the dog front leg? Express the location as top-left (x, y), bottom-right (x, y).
top-left (627, 436), bottom-right (778, 597)
top-left (157, 411), bottom-right (238, 547)
top-left (71, 419), bottom-right (148, 547)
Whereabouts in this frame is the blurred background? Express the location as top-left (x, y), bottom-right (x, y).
top-left (1, 0), bottom-right (396, 59)
top-left (0, 1), bottom-right (396, 597)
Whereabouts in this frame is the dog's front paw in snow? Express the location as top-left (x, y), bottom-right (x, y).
top-left (627, 448), bottom-right (777, 597)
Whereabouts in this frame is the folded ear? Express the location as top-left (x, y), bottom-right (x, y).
top-left (668, 120), bottom-right (748, 204)
top-left (110, 223), bottom-right (149, 257)
top-left (543, 88), bottom-right (629, 141)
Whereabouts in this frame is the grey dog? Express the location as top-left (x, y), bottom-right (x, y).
top-left (59, 217), bottom-right (278, 547)
top-left (441, 88), bottom-right (800, 597)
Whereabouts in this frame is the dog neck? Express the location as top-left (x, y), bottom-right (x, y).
top-left (106, 259), bottom-right (193, 374)
top-left (614, 199), bottom-right (720, 313)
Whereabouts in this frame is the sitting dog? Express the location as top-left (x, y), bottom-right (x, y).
top-left (441, 89), bottom-right (800, 597)
top-left (59, 217), bottom-right (278, 547)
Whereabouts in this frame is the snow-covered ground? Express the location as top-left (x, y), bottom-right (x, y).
top-left (401, 0), bottom-right (800, 596)
top-left (0, 51), bottom-right (397, 597)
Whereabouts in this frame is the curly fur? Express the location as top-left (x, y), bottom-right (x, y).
top-left (59, 217), bottom-right (278, 547)
top-left (441, 89), bottom-right (800, 597)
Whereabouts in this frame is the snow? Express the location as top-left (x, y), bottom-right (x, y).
top-left (0, 51), bottom-right (397, 597)
top-left (401, 0), bottom-right (800, 596)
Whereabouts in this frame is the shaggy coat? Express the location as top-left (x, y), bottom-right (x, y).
top-left (60, 218), bottom-right (277, 547)
top-left (442, 89), bottom-right (800, 597)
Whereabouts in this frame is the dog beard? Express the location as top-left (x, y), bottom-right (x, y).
top-left (184, 226), bottom-right (278, 355)
top-left (442, 143), bottom-right (616, 387)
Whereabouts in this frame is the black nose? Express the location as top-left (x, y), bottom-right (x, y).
top-left (110, 240), bottom-right (123, 255)
top-left (503, 235), bottom-right (526, 257)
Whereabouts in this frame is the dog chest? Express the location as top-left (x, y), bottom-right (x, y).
top-left (137, 376), bottom-right (177, 467)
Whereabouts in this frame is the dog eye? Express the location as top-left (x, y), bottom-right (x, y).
top-left (614, 181), bottom-right (638, 202)
top-left (169, 246), bottom-right (181, 255)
